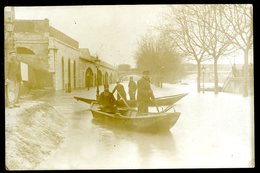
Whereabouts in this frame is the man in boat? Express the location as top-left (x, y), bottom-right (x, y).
top-left (98, 84), bottom-right (117, 113)
top-left (137, 70), bottom-right (155, 113)
top-left (112, 80), bottom-right (127, 101)
top-left (128, 76), bottom-right (137, 100)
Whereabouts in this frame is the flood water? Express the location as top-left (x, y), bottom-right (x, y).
top-left (35, 82), bottom-right (254, 169)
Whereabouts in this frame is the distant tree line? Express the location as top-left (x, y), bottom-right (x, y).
top-left (135, 34), bottom-right (184, 87)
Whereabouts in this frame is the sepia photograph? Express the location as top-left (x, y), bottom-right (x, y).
top-left (4, 5), bottom-right (254, 170)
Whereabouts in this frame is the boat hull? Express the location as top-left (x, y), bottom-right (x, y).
top-left (90, 108), bottom-right (180, 132)
top-left (74, 93), bottom-right (188, 108)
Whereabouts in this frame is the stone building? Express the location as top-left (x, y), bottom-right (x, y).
top-left (11, 19), bottom-right (117, 93)
top-left (79, 49), bottom-right (116, 89)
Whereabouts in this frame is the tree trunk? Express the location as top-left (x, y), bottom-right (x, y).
top-left (243, 49), bottom-right (249, 97)
top-left (214, 58), bottom-right (219, 94)
top-left (197, 62), bottom-right (201, 93)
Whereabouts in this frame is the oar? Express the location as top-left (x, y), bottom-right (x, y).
top-left (161, 104), bottom-right (175, 113)
top-left (151, 92), bottom-right (160, 113)
top-left (116, 91), bottom-right (132, 110)
top-left (153, 98), bottom-right (160, 113)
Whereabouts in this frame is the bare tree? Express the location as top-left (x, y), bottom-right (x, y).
top-left (135, 34), bottom-right (183, 86)
top-left (160, 5), bottom-right (243, 94)
top-left (193, 5), bottom-right (236, 94)
top-left (218, 4), bottom-right (253, 97)
top-left (161, 6), bottom-right (209, 93)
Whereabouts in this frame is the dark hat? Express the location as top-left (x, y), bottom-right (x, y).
top-left (143, 70), bottom-right (149, 75)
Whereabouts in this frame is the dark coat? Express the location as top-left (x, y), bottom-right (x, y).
top-left (98, 90), bottom-right (117, 113)
top-left (137, 77), bottom-right (154, 102)
top-left (128, 81), bottom-right (137, 94)
top-left (98, 90), bottom-right (116, 107)
top-left (112, 83), bottom-right (126, 100)
top-left (7, 59), bottom-right (21, 82)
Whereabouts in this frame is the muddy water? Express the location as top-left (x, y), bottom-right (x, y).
top-left (35, 83), bottom-right (254, 169)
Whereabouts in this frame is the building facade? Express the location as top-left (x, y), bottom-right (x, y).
top-left (11, 19), bottom-right (117, 93)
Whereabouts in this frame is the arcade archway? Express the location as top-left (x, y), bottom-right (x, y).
top-left (85, 67), bottom-right (94, 88)
top-left (97, 70), bottom-right (102, 86)
top-left (104, 72), bottom-right (109, 85)
top-left (109, 73), bottom-right (113, 84)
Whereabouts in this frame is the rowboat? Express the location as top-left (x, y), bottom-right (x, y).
top-left (74, 93), bottom-right (187, 132)
top-left (90, 102), bottom-right (181, 132)
top-left (74, 93), bottom-right (188, 108)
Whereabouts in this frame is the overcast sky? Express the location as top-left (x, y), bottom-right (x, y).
top-left (14, 5), bottom-right (168, 67)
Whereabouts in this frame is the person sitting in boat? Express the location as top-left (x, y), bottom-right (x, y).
top-left (137, 70), bottom-right (155, 113)
top-left (98, 84), bottom-right (117, 113)
top-left (112, 80), bottom-right (127, 101)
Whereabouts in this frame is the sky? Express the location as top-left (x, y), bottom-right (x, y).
top-left (13, 5), bottom-right (252, 68)
top-left (14, 5), bottom-right (168, 68)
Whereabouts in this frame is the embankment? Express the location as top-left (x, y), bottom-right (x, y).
top-left (5, 101), bottom-right (67, 170)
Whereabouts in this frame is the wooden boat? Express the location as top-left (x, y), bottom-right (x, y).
top-left (89, 102), bottom-right (180, 132)
top-left (74, 93), bottom-right (188, 108)
top-left (74, 93), bottom-right (186, 132)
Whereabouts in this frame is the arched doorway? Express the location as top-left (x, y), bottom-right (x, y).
top-left (104, 72), bottom-right (109, 85)
top-left (109, 73), bottom-right (113, 84)
top-left (85, 67), bottom-right (93, 90)
top-left (67, 58), bottom-right (71, 92)
top-left (97, 70), bottom-right (102, 86)
top-left (74, 60), bottom-right (76, 89)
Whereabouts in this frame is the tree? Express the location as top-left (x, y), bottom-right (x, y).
top-left (160, 5), bottom-right (238, 94)
top-left (193, 5), bottom-right (236, 94)
top-left (135, 34), bottom-right (183, 86)
top-left (160, 6), bottom-right (209, 92)
top-left (218, 4), bottom-right (253, 97)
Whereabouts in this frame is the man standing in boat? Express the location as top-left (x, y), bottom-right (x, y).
top-left (98, 84), bottom-right (117, 113)
top-left (128, 76), bottom-right (137, 100)
top-left (137, 70), bottom-right (155, 113)
top-left (112, 80), bottom-right (127, 101)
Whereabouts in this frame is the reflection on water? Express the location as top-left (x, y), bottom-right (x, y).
top-left (91, 118), bottom-right (176, 168)
top-left (92, 118), bottom-right (176, 150)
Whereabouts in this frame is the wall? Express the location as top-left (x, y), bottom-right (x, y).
top-left (50, 37), bottom-right (79, 91)
top-left (78, 59), bottom-right (96, 88)
top-left (13, 19), bottom-right (117, 92)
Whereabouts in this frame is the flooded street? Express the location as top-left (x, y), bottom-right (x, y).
top-left (34, 82), bottom-right (254, 169)
top-left (5, 4), bottom-right (254, 170)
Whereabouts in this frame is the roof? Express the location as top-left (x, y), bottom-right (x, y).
top-left (14, 19), bottom-right (79, 49)
top-left (79, 48), bottom-right (96, 62)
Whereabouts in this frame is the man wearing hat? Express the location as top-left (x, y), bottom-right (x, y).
top-left (98, 84), bottom-right (117, 113)
top-left (112, 80), bottom-right (127, 101)
top-left (6, 51), bottom-right (22, 108)
top-left (128, 76), bottom-right (137, 100)
top-left (137, 70), bottom-right (155, 113)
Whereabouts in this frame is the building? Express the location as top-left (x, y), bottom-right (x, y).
top-left (10, 18), bottom-right (117, 94)
top-left (79, 48), bottom-right (117, 89)
top-left (4, 7), bottom-right (16, 78)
